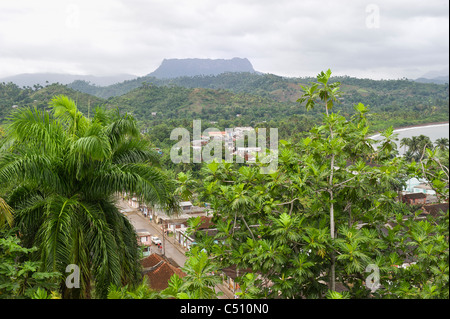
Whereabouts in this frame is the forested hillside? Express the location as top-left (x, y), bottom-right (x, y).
top-left (1, 73), bottom-right (448, 147)
top-left (0, 82), bottom-right (105, 121)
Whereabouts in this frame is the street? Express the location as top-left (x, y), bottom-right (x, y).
top-left (117, 199), bottom-right (234, 299)
top-left (119, 202), bottom-right (188, 267)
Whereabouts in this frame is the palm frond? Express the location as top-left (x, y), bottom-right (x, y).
top-left (0, 153), bottom-right (65, 193)
top-left (0, 197), bottom-right (13, 228)
top-left (5, 106), bottom-right (66, 153)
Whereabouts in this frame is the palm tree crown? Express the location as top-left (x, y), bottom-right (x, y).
top-left (0, 95), bottom-right (177, 298)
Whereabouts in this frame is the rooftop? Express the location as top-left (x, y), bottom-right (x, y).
top-left (141, 253), bottom-right (186, 291)
top-left (422, 203), bottom-right (449, 217)
top-left (403, 193), bottom-right (427, 199)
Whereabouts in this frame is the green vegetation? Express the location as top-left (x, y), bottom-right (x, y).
top-left (104, 70), bottom-right (449, 300)
top-left (1, 228), bottom-right (61, 299)
top-left (0, 95), bottom-right (177, 298)
top-left (107, 247), bottom-right (222, 299)
top-left (0, 69), bottom-right (448, 299)
top-left (2, 72), bottom-right (448, 144)
top-left (189, 71), bottom-right (449, 299)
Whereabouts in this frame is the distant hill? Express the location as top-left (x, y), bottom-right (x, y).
top-left (147, 57), bottom-right (256, 79)
top-left (68, 72), bottom-right (289, 99)
top-left (413, 70), bottom-right (449, 85)
top-left (414, 75), bottom-right (449, 85)
top-left (1, 71), bottom-right (448, 139)
top-left (0, 82), bottom-right (105, 121)
top-left (0, 73), bottom-right (137, 88)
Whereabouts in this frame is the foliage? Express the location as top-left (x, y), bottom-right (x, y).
top-left (2, 73), bottom-right (448, 144)
top-left (107, 276), bottom-right (159, 299)
top-left (107, 248), bottom-right (222, 299)
top-left (174, 171), bottom-right (199, 201)
top-left (0, 228), bottom-right (61, 299)
top-left (160, 247), bottom-right (221, 299)
top-left (193, 70), bottom-right (448, 299)
top-left (0, 196), bottom-right (13, 228)
top-left (0, 70), bottom-right (448, 300)
top-left (0, 95), bottom-right (177, 298)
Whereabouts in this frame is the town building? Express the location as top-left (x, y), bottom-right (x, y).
top-left (421, 203), bottom-right (449, 218)
top-left (402, 192), bottom-right (427, 205)
top-left (140, 253), bottom-right (186, 291)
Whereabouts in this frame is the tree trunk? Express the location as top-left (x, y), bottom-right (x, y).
top-left (327, 97), bottom-right (336, 292)
top-left (329, 188), bottom-right (336, 292)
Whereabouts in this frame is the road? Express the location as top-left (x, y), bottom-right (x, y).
top-left (117, 199), bottom-right (234, 299)
top-left (119, 204), bottom-right (188, 267)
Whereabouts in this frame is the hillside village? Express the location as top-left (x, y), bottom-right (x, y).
top-left (122, 173), bottom-right (449, 297)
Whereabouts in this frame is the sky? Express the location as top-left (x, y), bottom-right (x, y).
top-left (0, 0), bottom-right (448, 80)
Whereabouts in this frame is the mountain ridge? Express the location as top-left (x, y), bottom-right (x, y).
top-left (147, 57), bottom-right (256, 78)
top-left (0, 73), bottom-right (137, 88)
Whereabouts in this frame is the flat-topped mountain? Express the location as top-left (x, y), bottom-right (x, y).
top-left (147, 57), bottom-right (256, 79)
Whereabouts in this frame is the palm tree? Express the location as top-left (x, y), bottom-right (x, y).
top-left (400, 137), bottom-right (411, 155)
top-left (435, 137), bottom-right (449, 151)
top-left (0, 95), bottom-right (177, 298)
top-left (416, 135), bottom-right (433, 156)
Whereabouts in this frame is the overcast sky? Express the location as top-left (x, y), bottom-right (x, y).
top-left (0, 0), bottom-right (448, 80)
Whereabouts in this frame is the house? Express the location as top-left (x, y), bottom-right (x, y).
top-left (402, 193), bottom-right (427, 205)
top-left (412, 183), bottom-right (436, 195)
top-left (221, 265), bottom-right (252, 295)
top-left (128, 196), bottom-right (140, 208)
top-left (219, 265), bottom-right (279, 298)
top-left (425, 194), bottom-right (438, 204)
top-left (235, 147), bottom-right (261, 162)
top-left (421, 203), bottom-right (449, 218)
top-left (205, 131), bottom-right (227, 141)
top-left (180, 201), bottom-right (194, 211)
top-left (175, 216), bottom-right (216, 250)
top-left (137, 229), bottom-right (152, 246)
top-left (152, 202), bottom-right (211, 240)
top-left (137, 229), bottom-right (152, 256)
top-left (175, 228), bottom-right (196, 250)
top-left (140, 253), bottom-right (186, 291)
top-left (153, 202), bottom-right (210, 225)
top-left (192, 139), bottom-right (208, 147)
top-left (197, 216), bottom-right (214, 230)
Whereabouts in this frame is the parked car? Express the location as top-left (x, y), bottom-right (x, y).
top-left (151, 236), bottom-right (162, 245)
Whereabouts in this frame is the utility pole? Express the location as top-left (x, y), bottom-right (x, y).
top-left (162, 219), bottom-right (166, 256)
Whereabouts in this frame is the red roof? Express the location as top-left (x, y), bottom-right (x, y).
top-left (144, 262), bottom-right (186, 291)
top-left (422, 203), bottom-right (449, 217)
top-left (198, 216), bottom-right (214, 230)
top-left (141, 253), bottom-right (186, 291)
top-left (403, 193), bottom-right (427, 199)
top-left (140, 253), bottom-right (164, 268)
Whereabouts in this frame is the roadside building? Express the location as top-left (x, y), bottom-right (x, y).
top-left (221, 265), bottom-right (252, 295)
top-left (137, 229), bottom-right (152, 256)
top-left (402, 193), bottom-right (427, 205)
top-left (140, 253), bottom-right (186, 291)
top-left (421, 202), bottom-right (449, 218)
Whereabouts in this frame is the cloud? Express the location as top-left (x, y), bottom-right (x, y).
top-left (0, 0), bottom-right (448, 79)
